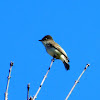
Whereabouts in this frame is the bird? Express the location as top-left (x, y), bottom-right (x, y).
top-left (39, 35), bottom-right (70, 70)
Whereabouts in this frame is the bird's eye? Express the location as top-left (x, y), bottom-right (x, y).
top-left (45, 38), bottom-right (47, 40)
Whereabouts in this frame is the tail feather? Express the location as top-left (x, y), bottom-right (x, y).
top-left (63, 61), bottom-right (70, 70)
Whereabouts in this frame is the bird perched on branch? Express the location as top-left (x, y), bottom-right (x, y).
top-left (39, 35), bottom-right (70, 70)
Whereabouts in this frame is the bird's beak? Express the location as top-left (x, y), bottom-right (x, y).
top-left (38, 40), bottom-right (42, 41)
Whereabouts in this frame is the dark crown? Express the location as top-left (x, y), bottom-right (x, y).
top-left (42, 35), bottom-right (53, 41)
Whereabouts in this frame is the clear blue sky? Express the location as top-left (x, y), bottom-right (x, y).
top-left (0, 0), bottom-right (100, 100)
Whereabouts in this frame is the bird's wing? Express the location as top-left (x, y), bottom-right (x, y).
top-left (49, 41), bottom-right (68, 59)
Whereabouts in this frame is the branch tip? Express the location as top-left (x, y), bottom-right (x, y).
top-left (10, 61), bottom-right (14, 66)
top-left (87, 64), bottom-right (90, 66)
top-left (27, 83), bottom-right (30, 90)
top-left (52, 57), bottom-right (55, 62)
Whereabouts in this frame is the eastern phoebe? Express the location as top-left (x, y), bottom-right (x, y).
top-left (39, 35), bottom-right (70, 70)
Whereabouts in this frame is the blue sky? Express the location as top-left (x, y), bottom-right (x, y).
top-left (0, 0), bottom-right (100, 100)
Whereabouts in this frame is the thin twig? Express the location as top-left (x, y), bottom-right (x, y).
top-left (32, 58), bottom-right (55, 100)
top-left (5, 61), bottom-right (14, 100)
top-left (65, 64), bottom-right (90, 100)
top-left (27, 84), bottom-right (30, 100)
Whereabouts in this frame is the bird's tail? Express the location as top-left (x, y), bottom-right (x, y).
top-left (63, 60), bottom-right (70, 70)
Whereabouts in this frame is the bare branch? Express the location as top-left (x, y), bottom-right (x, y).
top-left (65, 64), bottom-right (90, 100)
top-left (27, 84), bottom-right (30, 100)
top-left (5, 61), bottom-right (14, 100)
top-left (31, 58), bottom-right (55, 100)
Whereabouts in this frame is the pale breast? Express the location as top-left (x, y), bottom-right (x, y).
top-left (46, 47), bottom-right (61, 59)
